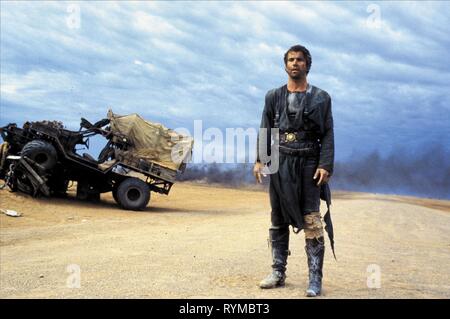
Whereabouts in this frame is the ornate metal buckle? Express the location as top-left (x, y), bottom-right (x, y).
top-left (285, 132), bottom-right (296, 143)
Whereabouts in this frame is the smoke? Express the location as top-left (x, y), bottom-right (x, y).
top-left (178, 144), bottom-right (450, 200)
top-left (332, 143), bottom-right (450, 199)
top-left (177, 163), bottom-right (259, 187)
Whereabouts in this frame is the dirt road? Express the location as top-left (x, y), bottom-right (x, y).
top-left (1, 182), bottom-right (449, 298)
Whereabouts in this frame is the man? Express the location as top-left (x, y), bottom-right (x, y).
top-left (254, 44), bottom-right (334, 297)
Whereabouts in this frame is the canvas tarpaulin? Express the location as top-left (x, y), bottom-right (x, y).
top-left (107, 110), bottom-right (193, 171)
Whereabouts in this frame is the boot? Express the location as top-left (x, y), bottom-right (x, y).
top-left (259, 227), bottom-right (290, 289)
top-left (305, 237), bottom-right (325, 297)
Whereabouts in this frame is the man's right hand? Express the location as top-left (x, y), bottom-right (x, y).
top-left (253, 162), bottom-right (264, 184)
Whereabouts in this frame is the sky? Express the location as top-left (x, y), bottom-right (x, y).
top-left (1, 1), bottom-right (449, 163)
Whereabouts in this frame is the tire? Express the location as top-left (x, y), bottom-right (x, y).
top-left (0, 142), bottom-right (9, 178)
top-left (116, 178), bottom-right (150, 210)
top-left (0, 142), bottom-right (9, 169)
top-left (21, 140), bottom-right (57, 170)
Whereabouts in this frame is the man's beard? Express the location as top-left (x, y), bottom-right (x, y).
top-left (286, 68), bottom-right (306, 79)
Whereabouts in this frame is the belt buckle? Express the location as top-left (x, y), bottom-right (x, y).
top-left (285, 132), bottom-right (297, 143)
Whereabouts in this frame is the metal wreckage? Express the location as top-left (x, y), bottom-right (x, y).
top-left (0, 110), bottom-right (194, 210)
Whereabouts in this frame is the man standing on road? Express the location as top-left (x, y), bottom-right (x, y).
top-left (254, 44), bottom-right (335, 297)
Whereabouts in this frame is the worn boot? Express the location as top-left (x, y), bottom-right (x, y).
top-left (259, 227), bottom-right (290, 289)
top-left (305, 237), bottom-right (325, 297)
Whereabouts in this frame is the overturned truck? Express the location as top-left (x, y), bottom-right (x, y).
top-left (0, 110), bottom-right (193, 210)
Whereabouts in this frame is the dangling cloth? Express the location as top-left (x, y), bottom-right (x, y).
top-left (321, 183), bottom-right (336, 260)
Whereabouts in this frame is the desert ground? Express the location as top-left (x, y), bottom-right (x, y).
top-left (1, 182), bottom-right (449, 299)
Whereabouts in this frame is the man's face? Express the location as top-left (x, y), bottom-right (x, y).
top-left (285, 51), bottom-right (307, 79)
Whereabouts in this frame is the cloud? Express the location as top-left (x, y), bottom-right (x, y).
top-left (1, 1), bottom-right (449, 162)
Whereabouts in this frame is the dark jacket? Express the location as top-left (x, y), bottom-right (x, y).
top-left (257, 84), bottom-right (334, 175)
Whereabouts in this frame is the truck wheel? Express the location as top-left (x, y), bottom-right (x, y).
top-left (22, 140), bottom-right (57, 170)
top-left (0, 142), bottom-right (9, 178)
top-left (0, 142), bottom-right (9, 169)
top-left (116, 178), bottom-right (150, 210)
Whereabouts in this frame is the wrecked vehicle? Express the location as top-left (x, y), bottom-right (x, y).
top-left (0, 110), bottom-right (193, 210)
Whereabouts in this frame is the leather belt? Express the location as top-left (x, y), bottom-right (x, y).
top-left (279, 131), bottom-right (319, 144)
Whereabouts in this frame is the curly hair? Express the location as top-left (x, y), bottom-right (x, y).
top-left (283, 45), bottom-right (312, 74)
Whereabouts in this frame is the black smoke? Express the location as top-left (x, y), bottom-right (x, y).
top-left (177, 144), bottom-right (450, 200)
top-left (332, 144), bottom-right (450, 199)
top-left (177, 163), bottom-right (258, 187)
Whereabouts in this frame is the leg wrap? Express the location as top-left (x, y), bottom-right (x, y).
top-left (303, 212), bottom-right (324, 240)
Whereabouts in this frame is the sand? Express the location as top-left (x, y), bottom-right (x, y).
top-left (1, 182), bottom-right (449, 298)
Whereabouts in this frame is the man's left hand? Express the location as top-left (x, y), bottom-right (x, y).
top-left (313, 168), bottom-right (330, 186)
